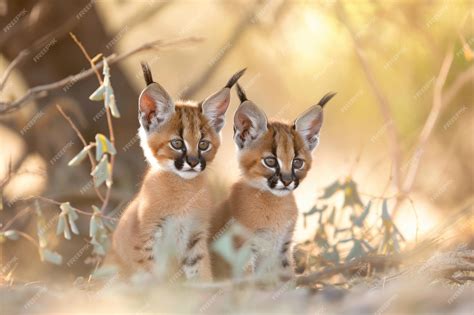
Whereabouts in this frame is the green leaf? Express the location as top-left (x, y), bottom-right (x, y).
top-left (303, 205), bottom-right (327, 217)
top-left (322, 246), bottom-right (340, 263)
top-left (328, 206), bottom-right (336, 225)
top-left (90, 216), bottom-right (98, 238)
top-left (89, 206), bottom-right (104, 238)
top-left (392, 231), bottom-right (400, 252)
top-left (35, 201), bottom-right (48, 248)
top-left (352, 200), bottom-right (371, 227)
top-left (345, 240), bottom-right (365, 262)
top-left (91, 155), bottom-right (109, 187)
top-left (40, 248), bottom-right (63, 265)
top-left (90, 236), bottom-right (106, 256)
top-left (108, 94), bottom-right (120, 118)
top-left (314, 224), bottom-right (329, 249)
top-left (95, 134), bottom-right (116, 161)
top-left (68, 211), bottom-right (79, 235)
top-left (59, 202), bottom-right (79, 238)
top-left (319, 180), bottom-right (340, 199)
top-left (102, 58), bottom-right (120, 118)
top-left (342, 179), bottom-right (364, 208)
top-left (104, 84), bottom-right (115, 111)
top-left (68, 144), bottom-right (93, 166)
top-left (4, 230), bottom-right (19, 240)
top-left (92, 265), bottom-right (118, 279)
top-left (63, 219), bottom-right (71, 240)
top-left (89, 84), bottom-right (105, 101)
top-left (361, 240), bottom-right (374, 252)
top-left (56, 214), bottom-right (66, 236)
top-left (382, 199), bottom-right (391, 221)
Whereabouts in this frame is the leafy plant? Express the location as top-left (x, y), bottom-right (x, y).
top-left (296, 176), bottom-right (405, 273)
top-left (0, 55), bottom-right (120, 266)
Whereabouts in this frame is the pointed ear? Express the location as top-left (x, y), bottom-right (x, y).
top-left (233, 100), bottom-right (268, 149)
top-left (294, 105), bottom-right (324, 151)
top-left (201, 68), bottom-right (246, 133)
top-left (139, 83), bottom-right (174, 132)
top-left (294, 92), bottom-right (336, 151)
top-left (138, 63), bottom-right (174, 132)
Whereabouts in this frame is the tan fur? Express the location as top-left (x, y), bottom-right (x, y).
top-left (112, 102), bottom-right (221, 280)
top-left (109, 64), bottom-right (244, 281)
top-left (211, 120), bottom-right (311, 278)
top-left (113, 168), bottom-right (213, 279)
top-left (239, 121), bottom-right (311, 185)
top-left (147, 104), bottom-right (221, 166)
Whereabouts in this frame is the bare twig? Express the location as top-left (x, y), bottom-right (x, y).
top-left (0, 49), bottom-right (30, 92)
top-left (0, 36), bottom-right (203, 114)
top-left (402, 50), bottom-right (454, 194)
top-left (69, 33), bottom-right (103, 84)
top-left (68, 32), bottom-right (115, 213)
top-left (29, 195), bottom-right (118, 221)
top-left (55, 105), bottom-right (95, 167)
top-left (56, 104), bottom-right (104, 202)
top-left (1, 206), bottom-right (33, 232)
top-left (335, 1), bottom-right (403, 191)
top-left (296, 255), bottom-right (403, 286)
top-left (0, 6), bottom-right (88, 83)
top-left (15, 230), bottom-right (40, 248)
top-left (442, 64), bottom-right (474, 108)
top-left (181, 2), bottom-right (262, 99)
top-left (120, 1), bottom-right (172, 32)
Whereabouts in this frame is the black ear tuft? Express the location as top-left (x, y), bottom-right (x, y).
top-left (225, 68), bottom-right (247, 88)
top-left (141, 61), bottom-right (154, 86)
top-left (317, 92), bottom-right (336, 108)
top-left (236, 83), bottom-right (248, 103)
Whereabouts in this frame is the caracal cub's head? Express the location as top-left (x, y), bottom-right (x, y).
top-left (233, 84), bottom-right (335, 196)
top-left (138, 63), bottom-right (245, 179)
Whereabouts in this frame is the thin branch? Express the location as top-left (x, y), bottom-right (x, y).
top-left (68, 33), bottom-right (116, 213)
top-left (120, 1), bottom-right (172, 32)
top-left (0, 6), bottom-right (87, 83)
top-left (401, 51), bottom-right (454, 194)
top-left (15, 230), bottom-right (40, 248)
top-left (0, 36), bottom-right (203, 114)
top-left (30, 195), bottom-right (118, 221)
top-left (2, 206), bottom-right (32, 232)
top-left (335, 1), bottom-right (403, 191)
top-left (55, 105), bottom-right (95, 167)
top-left (0, 49), bottom-right (30, 92)
top-left (69, 33), bottom-right (103, 84)
top-left (181, 2), bottom-right (262, 99)
top-left (56, 104), bottom-right (104, 202)
top-left (442, 64), bottom-right (474, 108)
top-left (101, 106), bottom-right (115, 213)
top-left (296, 255), bottom-right (403, 286)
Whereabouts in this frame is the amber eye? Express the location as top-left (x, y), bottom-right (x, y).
top-left (292, 158), bottom-right (304, 169)
top-left (263, 157), bottom-right (278, 168)
top-left (170, 139), bottom-right (184, 150)
top-left (199, 140), bottom-right (210, 151)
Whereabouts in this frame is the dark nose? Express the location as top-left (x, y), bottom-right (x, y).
top-left (281, 174), bottom-right (293, 187)
top-left (186, 156), bottom-right (199, 168)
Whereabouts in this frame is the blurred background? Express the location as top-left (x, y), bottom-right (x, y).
top-left (0, 0), bottom-right (473, 282)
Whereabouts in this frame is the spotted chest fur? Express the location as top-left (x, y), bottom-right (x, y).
top-left (132, 214), bottom-right (211, 279)
top-left (248, 226), bottom-right (295, 274)
top-left (112, 170), bottom-right (213, 280)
